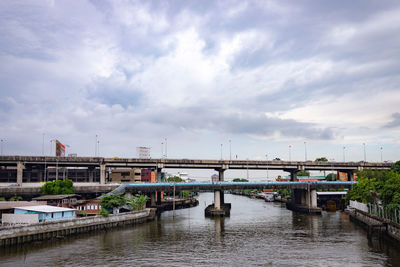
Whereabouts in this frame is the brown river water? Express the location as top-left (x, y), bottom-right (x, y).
top-left (1, 192), bottom-right (400, 267)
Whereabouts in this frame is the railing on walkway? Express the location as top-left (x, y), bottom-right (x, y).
top-left (349, 200), bottom-right (400, 224)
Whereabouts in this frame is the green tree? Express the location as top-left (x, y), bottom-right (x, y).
top-left (316, 157), bottom-right (328, 162)
top-left (166, 176), bottom-right (183, 182)
top-left (345, 169), bottom-right (400, 205)
top-left (126, 195), bottom-right (148, 211)
top-left (391, 160), bottom-right (400, 174)
top-left (297, 171), bottom-right (310, 177)
top-left (0, 197), bottom-right (6, 201)
top-left (9, 195), bottom-right (22, 201)
top-left (326, 173), bottom-right (337, 181)
top-left (100, 194), bottom-right (126, 211)
top-left (40, 179), bottom-right (75, 195)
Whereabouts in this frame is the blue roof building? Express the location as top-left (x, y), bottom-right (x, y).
top-left (14, 205), bottom-right (76, 222)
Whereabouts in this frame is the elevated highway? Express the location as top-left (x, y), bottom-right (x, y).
top-left (0, 156), bottom-right (392, 185)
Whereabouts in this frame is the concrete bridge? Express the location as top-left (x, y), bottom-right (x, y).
top-left (0, 155), bottom-right (392, 185)
top-left (122, 181), bottom-right (355, 216)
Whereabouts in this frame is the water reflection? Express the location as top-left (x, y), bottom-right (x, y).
top-left (0, 193), bottom-right (400, 267)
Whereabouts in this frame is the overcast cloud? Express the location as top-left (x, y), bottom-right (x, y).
top-left (0, 0), bottom-right (399, 166)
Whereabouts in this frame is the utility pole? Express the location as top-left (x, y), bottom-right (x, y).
top-left (343, 146), bottom-right (346, 162)
top-left (0, 139), bottom-right (5, 156)
top-left (229, 139), bottom-right (232, 160)
top-left (220, 144), bottom-right (223, 160)
top-left (42, 133), bottom-right (45, 156)
top-left (165, 138), bottom-right (168, 158)
top-left (304, 141), bottom-right (307, 161)
top-left (95, 135), bottom-right (98, 157)
top-left (363, 143), bottom-right (366, 162)
top-left (289, 145), bottom-right (291, 161)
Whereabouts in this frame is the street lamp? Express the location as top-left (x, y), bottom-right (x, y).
top-left (0, 139), bottom-right (5, 156)
top-left (289, 145), bottom-right (292, 161)
top-left (161, 142), bottom-right (164, 158)
top-left (380, 147), bottom-right (383, 162)
top-left (220, 143), bottom-right (223, 160)
top-left (42, 133), bottom-right (45, 156)
top-left (165, 138), bottom-right (168, 158)
top-left (95, 135), bottom-right (98, 157)
top-left (229, 139), bottom-right (232, 161)
top-left (265, 154), bottom-right (269, 180)
top-left (343, 146), bottom-right (346, 162)
top-left (50, 139), bottom-right (56, 156)
top-left (304, 141), bottom-right (307, 161)
top-left (363, 143), bottom-right (366, 162)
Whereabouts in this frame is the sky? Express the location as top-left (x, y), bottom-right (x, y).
top-left (1, 0), bottom-right (400, 179)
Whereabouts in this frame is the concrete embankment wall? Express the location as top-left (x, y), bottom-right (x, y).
top-left (0, 208), bottom-right (155, 247)
top-left (348, 208), bottom-right (400, 242)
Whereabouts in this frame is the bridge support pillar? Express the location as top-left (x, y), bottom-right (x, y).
top-left (287, 188), bottom-right (320, 214)
top-left (346, 171), bottom-right (354, 181)
top-left (17, 162), bottom-right (24, 186)
top-left (205, 167), bottom-right (231, 217)
top-left (150, 192), bottom-right (156, 207)
top-left (156, 191), bottom-right (162, 206)
top-left (284, 169), bottom-right (298, 181)
top-left (214, 190), bottom-right (221, 210)
top-left (100, 164), bottom-right (106, 184)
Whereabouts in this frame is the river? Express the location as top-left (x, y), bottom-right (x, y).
top-left (1, 193), bottom-right (400, 266)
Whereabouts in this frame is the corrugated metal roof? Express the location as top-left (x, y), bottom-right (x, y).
top-left (0, 201), bottom-right (47, 210)
top-left (14, 205), bottom-right (75, 213)
top-left (32, 194), bottom-right (78, 200)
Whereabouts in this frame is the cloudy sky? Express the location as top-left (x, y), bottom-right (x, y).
top-left (1, 0), bottom-right (400, 173)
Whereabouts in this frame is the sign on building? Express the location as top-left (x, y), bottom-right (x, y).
top-left (137, 147), bottom-right (151, 159)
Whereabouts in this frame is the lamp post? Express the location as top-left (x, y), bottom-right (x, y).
top-left (363, 143), bottom-right (366, 162)
top-left (343, 146), bottom-right (346, 162)
top-left (380, 147), bottom-right (383, 162)
top-left (289, 145), bottom-right (292, 161)
top-left (95, 135), bottom-right (98, 157)
top-left (304, 141), bottom-right (307, 161)
top-left (229, 139), bottom-right (232, 161)
top-left (265, 154), bottom-right (269, 180)
top-left (42, 133), bottom-right (45, 156)
top-left (165, 138), bottom-right (168, 158)
top-left (161, 142), bottom-right (164, 158)
top-left (220, 143), bottom-right (223, 160)
top-left (0, 139), bottom-right (5, 156)
top-left (50, 139), bottom-right (56, 156)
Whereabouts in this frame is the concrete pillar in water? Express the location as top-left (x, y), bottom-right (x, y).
top-left (156, 191), bottom-right (162, 205)
top-left (346, 171), bottom-right (354, 181)
top-left (150, 192), bottom-right (156, 206)
top-left (310, 189), bottom-right (317, 208)
top-left (100, 164), bottom-right (106, 184)
top-left (214, 190), bottom-right (221, 210)
top-left (218, 168), bottom-right (225, 204)
top-left (17, 162), bottom-right (24, 186)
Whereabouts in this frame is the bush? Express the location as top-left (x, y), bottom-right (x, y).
top-left (100, 194), bottom-right (126, 210)
top-left (40, 179), bottom-right (75, 195)
top-left (126, 195), bottom-right (148, 211)
top-left (9, 195), bottom-right (23, 201)
top-left (98, 208), bottom-right (109, 217)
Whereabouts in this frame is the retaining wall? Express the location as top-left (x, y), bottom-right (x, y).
top-left (0, 208), bottom-right (155, 246)
top-left (348, 208), bottom-right (400, 242)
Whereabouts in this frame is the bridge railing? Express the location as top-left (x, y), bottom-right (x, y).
top-left (350, 200), bottom-right (400, 224)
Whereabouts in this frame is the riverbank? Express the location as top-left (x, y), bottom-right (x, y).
top-left (0, 208), bottom-right (156, 247)
top-left (347, 207), bottom-right (400, 244)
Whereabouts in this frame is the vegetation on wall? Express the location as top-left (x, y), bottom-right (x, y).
top-left (99, 194), bottom-right (126, 210)
top-left (40, 179), bottom-right (75, 195)
top-left (345, 168), bottom-right (400, 211)
top-left (126, 195), bottom-right (148, 211)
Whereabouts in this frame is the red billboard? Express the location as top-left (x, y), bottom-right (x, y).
top-left (56, 140), bottom-right (65, 157)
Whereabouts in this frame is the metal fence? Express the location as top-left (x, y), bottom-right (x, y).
top-left (349, 200), bottom-right (400, 224)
